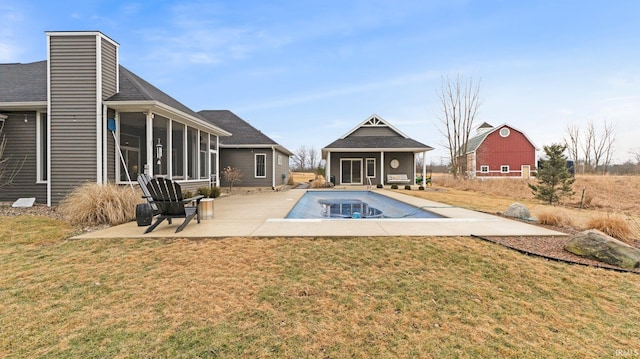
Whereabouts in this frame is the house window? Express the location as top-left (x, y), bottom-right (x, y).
top-left (255, 153), bottom-right (266, 178)
top-left (199, 132), bottom-right (209, 180)
top-left (187, 127), bottom-right (198, 179)
top-left (172, 122), bottom-right (185, 179)
top-left (480, 165), bottom-right (489, 173)
top-left (152, 116), bottom-right (169, 177)
top-left (277, 155), bottom-right (282, 166)
top-left (37, 113), bottom-right (48, 182)
top-left (501, 165), bottom-right (509, 173)
top-left (119, 133), bottom-right (140, 182)
top-left (366, 158), bottom-right (376, 178)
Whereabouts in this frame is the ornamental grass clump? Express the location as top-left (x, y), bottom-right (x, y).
top-left (586, 214), bottom-right (633, 242)
top-left (535, 208), bottom-right (574, 227)
top-left (59, 182), bottom-right (141, 226)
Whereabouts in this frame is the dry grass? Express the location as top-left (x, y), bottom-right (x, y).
top-left (59, 182), bottom-right (142, 226)
top-left (425, 174), bottom-right (640, 239)
top-left (586, 214), bottom-right (633, 242)
top-left (535, 208), bottom-right (574, 227)
top-left (290, 171), bottom-right (316, 183)
top-left (1, 217), bottom-right (640, 357)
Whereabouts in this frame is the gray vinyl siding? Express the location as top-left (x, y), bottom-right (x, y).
top-left (0, 112), bottom-right (47, 203)
top-left (49, 35), bottom-right (99, 204)
top-left (101, 40), bottom-right (118, 99)
top-left (219, 148), bottom-right (274, 187)
top-left (350, 127), bottom-right (396, 137)
top-left (274, 150), bottom-right (290, 186)
top-left (328, 151), bottom-right (415, 186)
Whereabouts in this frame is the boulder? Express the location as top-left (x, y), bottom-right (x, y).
top-left (564, 230), bottom-right (640, 269)
top-left (504, 202), bottom-right (531, 220)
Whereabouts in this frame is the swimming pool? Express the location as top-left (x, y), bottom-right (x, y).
top-left (285, 190), bottom-right (445, 219)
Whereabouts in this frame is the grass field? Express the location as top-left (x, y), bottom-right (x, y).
top-left (1, 174), bottom-right (640, 357)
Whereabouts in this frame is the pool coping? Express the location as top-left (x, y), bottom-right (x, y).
top-left (72, 188), bottom-right (565, 239)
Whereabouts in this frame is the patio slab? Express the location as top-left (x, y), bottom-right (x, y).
top-left (73, 188), bottom-right (565, 239)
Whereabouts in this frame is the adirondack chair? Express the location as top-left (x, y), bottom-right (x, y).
top-left (143, 177), bottom-right (204, 233)
top-left (137, 173), bottom-right (159, 214)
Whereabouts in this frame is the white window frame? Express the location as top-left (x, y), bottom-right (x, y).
top-left (255, 153), bottom-right (267, 178)
top-left (480, 165), bottom-right (489, 173)
top-left (501, 165), bottom-right (509, 173)
top-left (36, 112), bottom-right (48, 183)
top-left (366, 158), bottom-right (376, 178)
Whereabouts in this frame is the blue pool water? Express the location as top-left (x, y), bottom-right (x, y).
top-left (286, 190), bottom-right (445, 219)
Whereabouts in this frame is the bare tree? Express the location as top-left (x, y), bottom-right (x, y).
top-left (291, 145), bottom-right (309, 171)
top-left (290, 145), bottom-right (322, 172)
top-left (222, 166), bottom-right (242, 192)
top-left (581, 122), bottom-right (594, 172)
top-left (564, 124), bottom-right (581, 166)
top-left (631, 148), bottom-right (640, 165)
top-left (590, 120), bottom-right (615, 174)
top-left (436, 74), bottom-right (482, 179)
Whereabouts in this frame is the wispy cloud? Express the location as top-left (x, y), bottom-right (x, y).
top-left (236, 70), bottom-right (439, 112)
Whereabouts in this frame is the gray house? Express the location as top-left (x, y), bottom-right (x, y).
top-left (322, 114), bottom-right (433, 186)
top-left (198, 110), bottom-right (292, 188)
top-left (0, 31), bottom-right (231, 205)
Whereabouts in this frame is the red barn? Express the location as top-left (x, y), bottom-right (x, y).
top-left (462, 123), bottom-right (537, 178)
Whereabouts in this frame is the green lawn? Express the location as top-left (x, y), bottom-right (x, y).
top-left (1, 216), bottom-right (639, 358)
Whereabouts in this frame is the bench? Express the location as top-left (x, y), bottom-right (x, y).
top-left (386, 174), bottom-right (411, 184)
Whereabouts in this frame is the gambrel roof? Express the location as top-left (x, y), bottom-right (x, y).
top-left (323, 114), bottom-right (433, 153)
top-left (463, 123), bottom-right (538, 154)
top-left (198, 110), bottom-right (293, 156)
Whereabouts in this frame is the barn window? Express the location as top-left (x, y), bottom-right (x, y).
top-left (480, 165), bottom-right (489, 173)
top-left (499, 127), bottom-right (510, 137)
top-left (501, 165), bottom-right (509, 173)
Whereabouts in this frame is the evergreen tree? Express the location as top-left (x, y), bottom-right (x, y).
top-left (529, 143), bottom-right (575, 205)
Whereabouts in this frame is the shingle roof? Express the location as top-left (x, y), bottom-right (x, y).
top-left (324, 136), bottom-right (432, 150)
top-left (323, 114), bottom-right (433, 151)
top-left (198, 110), bottom-right (293, 155)
top-left (107, 66), bottom-right (205, 120)
top-left (0, 61), bottom-right (47, 102)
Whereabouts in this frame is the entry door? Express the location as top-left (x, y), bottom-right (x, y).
top-left (521, 165), bottom-right (530, 179)
top-left (341, 159), bottom-right (362, 185)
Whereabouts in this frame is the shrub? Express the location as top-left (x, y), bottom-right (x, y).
top-left (404, 185), bottom-right (412, 190)
top-left (418, 186), bottom-right (425, 191)
top-left (182, 190), bottom-right (194, 199)
top-left (376, 184), bottom-right (383, 189)
top-left (197, 186), bottom-right (212, 198)
top-left (535, 208), bottom-right (573, 227)
top-left (586, 214), bottom-right (632, 242)
top-left (390, 184), bottom-right (398, 190)
top-left (59, 182), bottom-right (141, 226)
top-left (211, 186), bottom-right (221, 198)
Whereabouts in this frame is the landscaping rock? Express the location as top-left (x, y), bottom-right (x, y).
top-left (504, 202), bottom-right (531, 220)
top-left (564, 230), bottom-right (640, 269)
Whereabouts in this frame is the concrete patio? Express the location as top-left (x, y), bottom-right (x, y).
top-left (73, 188), bottom-right (565, 239)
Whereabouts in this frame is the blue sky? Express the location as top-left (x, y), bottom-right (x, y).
top-left (2, 0), bottom-right (640, 163)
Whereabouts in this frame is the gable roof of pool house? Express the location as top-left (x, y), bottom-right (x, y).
top-left (0, 31), bottom-right (231, 205)
top-left (322, 114), bottom-right (433, 186)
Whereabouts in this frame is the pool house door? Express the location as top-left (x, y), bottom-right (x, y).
top-left (340, 159), bottom-right (362, 185)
